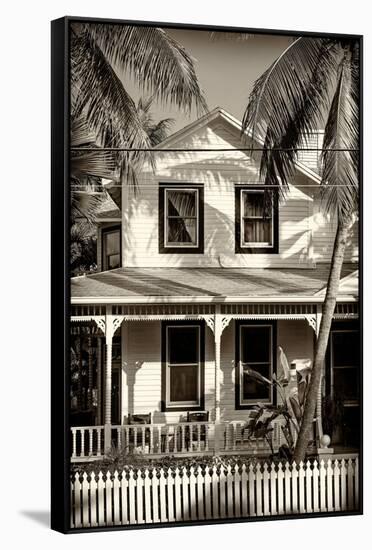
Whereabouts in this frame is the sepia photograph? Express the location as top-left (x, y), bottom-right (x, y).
top-left (57, 17), bottom-right (361, 531)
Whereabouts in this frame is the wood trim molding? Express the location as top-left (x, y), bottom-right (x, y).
top-left (158, 183), bottom-right (204, 254)
top-left (161, 320), bottom-right (205, 412)
top-left (235, 185), bottom-right (279, 254)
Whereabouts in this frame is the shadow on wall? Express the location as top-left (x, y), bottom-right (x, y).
top-left (120, 320), bottom-right (314, 426)
top-left (122, 156), bottom-right (313, 268)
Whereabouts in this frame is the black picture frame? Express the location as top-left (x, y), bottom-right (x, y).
top-left (51, 16), bottom-right (363, 533)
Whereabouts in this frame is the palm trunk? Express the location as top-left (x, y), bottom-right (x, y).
top-left (293, 218), bottom-right (351, 464)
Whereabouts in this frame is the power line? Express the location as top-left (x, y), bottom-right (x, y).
top-left (70, 147), bottom-right (358, 152)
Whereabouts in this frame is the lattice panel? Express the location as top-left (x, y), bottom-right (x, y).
top-left (334, 302), bottom-right (359, 317)
top-left (71, 304), bottom-right (106, 317)
top-left (112, 304), bottom-right (215, 316)
top-left (221, 303), bottom-right (316, 316)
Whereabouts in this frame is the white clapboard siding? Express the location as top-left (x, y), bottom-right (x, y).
top-left (120, 319), bottom-right (314, 425)
top-left (122, 120), bottom-right (315, 269)
top-left (70, 458), bottom-right (359, 528)
top-left (122, 320), bottom-right (215, 423)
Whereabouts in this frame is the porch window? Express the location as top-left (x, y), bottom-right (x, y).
top-left (236, 322), bottom-right (276, 408)
top-left (235, 186), bottom-right (278, 253)
top-left (161, 322), bottom-right (205, 411)
top-left (159, 185), bottom-right (204, 253)
top-left (102, 225), bottom-right (121, 271)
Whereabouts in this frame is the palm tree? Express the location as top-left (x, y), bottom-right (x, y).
top-left (70, 23), bottom-right (206, 221)
top-left (136, 96), bottom-right (175, 146)
top-left (242, 36), bottom-right (359, 463)
top-left (70, 97), bottom-right (176, 275)
top-left (71, 23), bottom-right (206, 171)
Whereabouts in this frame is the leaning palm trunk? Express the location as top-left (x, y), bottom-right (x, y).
top-left (293, 218), bottom-right (351, 463)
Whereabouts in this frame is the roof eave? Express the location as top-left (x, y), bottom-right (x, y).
top-left (71, 294), bottom-right (358, 305)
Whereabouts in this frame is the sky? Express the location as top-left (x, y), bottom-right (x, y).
top-left (126, 28), bottom-right (293, 133)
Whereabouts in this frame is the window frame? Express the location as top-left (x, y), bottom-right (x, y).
top-left (159, 183), bottom-right (204, 254)
top-left (235, 320), bottom-right (277, 409)
top-left (235, 186), bottom-right (279, 254)
top-left (330, 328), bottom-right (360, 406)
top-left (101, 224), bottom-right (122, 271)
top-left (161, 320), bottom-right (205, 412)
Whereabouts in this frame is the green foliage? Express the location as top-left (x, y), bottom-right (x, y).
top-left (242, 366), bottom-right (314, 460)
top-left (71, 451), bottom-right (261, 476)
top-left (70, 222), bottom-right (98, 276)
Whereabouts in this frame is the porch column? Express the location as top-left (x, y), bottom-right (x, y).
top-left (104, 335), bottom-right (113, 426)
top-left (215, 330), bottom-right (221, 422)
top-left (87, 335), bottom-right (93, 410)
top-left (76, 336), bottom-right (82, 410)
top-left (97, 337), bottom-right (102, 425)
top-left (95, 307), bottom-right (124, 453)
top-left (212, 307), bottom-right (231, 455)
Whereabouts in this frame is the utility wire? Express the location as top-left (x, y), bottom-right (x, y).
top-left (70, 147), bottom-right (358, 152)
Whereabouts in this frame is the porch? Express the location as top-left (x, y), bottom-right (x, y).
top-left (70, 298), bottom-right (359, 462)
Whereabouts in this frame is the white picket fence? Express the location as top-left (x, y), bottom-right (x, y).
top-left (70, 457), bottom-right (359, 528)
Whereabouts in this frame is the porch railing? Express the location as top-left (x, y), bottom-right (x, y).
top-left (71, 420), bottom-right (284, 462)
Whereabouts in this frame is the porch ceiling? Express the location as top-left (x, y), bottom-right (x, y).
top-left (71, 264), bottom-right (358, 302)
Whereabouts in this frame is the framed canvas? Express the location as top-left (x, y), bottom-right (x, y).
top-left (51, 16), bottom-right (363, 533)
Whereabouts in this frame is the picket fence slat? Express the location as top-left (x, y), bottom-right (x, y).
top-left (70, 457), bottom-right (359, 529)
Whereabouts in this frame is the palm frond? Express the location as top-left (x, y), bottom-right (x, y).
top-left (136, 95), bottom-right (175, 146)
top-left (321, 42), bottom-right (359, 221)
top-left (71, 29), bottom-right (152, 150)
top-left (147, 118), bottom-right (175, 145)
top-left (243, 37), bottom-right (335, 144)
top-left (242, 37), bottom-right (341, 198)
top-left (71, 189), bottom-right (106, 225)
top-left (70, 116), bottom-right (97, 147)
top-left (71, 151), bottom-right (119, 181)
top-left (85, 23), bottom-right (208, 115)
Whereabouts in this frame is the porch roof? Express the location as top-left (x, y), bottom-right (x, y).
top-left (71, 264), bottom-right (358, 304)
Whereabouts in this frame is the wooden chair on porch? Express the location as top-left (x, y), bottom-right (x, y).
top-left (186, 411), bottom-right (209, 451)
top-left (127, 413), bottom-right (152, 452)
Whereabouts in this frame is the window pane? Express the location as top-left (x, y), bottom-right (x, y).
top-left (332, 331), bottom-right (359, 367)
top-left (243, 192), bottom-right (265, 217)
top-left (170, 364), bottom-right (198, 402)
top-left (104, 230), bottom-right (120, 256)
top-left (107, 253), bottom-right (120, 269)
top-left (333, 367), bottom-right (359, 401)
top-left (243, 219), bottom-right (272, 244)
top-left (241, 326), bottom-right (271, 363)
top-left (243, 365), bottom-right (271, 400)
top-left (168, 326), bottom-right (199, 364)
top-left (167, 190), bottom-right (196, 217)
top-left (167, 218), bottom-right (196, 244)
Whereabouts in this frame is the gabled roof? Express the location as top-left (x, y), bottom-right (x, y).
top-left (71, 264), bottom-right (358, 304)
top-left (103, 107), bottom-right (321, 208)
top-left (156, 107), bottom-right (321, 184)
top-left (94, 193), bottom-right (121, 222)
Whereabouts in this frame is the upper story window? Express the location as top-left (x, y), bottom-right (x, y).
top-left (102, 225), bottom-right (121, 271)
top-left (159, 184), bottom-right (204, 254)
top-left (235, 321), bottom-right (276, 409)
top-left (235, 186), bottom-right (278, 254)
